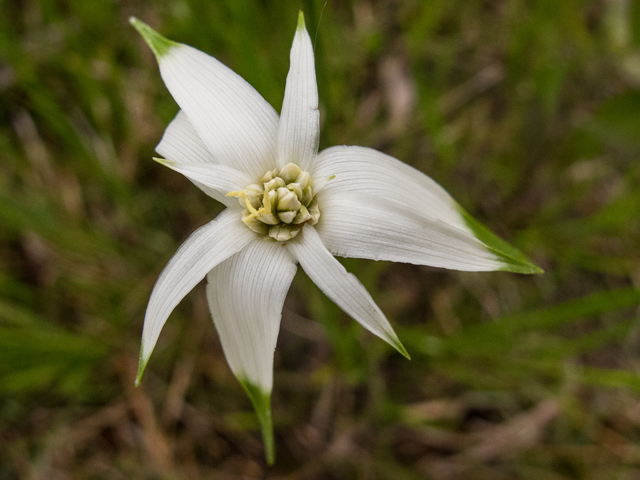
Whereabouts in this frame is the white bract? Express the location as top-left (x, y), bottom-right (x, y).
top-left (131, 13), bottom-right (541, 464)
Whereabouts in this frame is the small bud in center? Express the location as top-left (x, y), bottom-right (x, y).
top-left (277, 187), bottom-right (301, 211)
top-left (245, 184), bottom-right (264, 209)
top-left (279, 163), bottom-right (302, 184)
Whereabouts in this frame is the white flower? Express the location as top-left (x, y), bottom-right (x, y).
top-left (131, 13), bottom-right (541, 463)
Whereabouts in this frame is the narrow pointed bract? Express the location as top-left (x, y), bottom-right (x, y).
top-left (205, 240), bottom-right (296, 391)
top-left (277, 11), bottom-right (320, 171)
top-left (288, 225), bottom-right (410, 358)
top-left (132, 13), bottom-right (541, 463)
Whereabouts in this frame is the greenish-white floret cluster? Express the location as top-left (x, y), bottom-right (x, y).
top-left (227, 163), bottom-right (320, 241)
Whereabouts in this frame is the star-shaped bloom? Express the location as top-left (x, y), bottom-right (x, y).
top-left (131, 13), bottom-right (541, 463)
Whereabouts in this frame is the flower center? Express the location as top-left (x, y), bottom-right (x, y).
top-left (226, 163), bottom-right (320, 241)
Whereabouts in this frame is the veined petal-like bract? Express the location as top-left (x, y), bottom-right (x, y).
top-left (131, 13), bottom-right (542, 464)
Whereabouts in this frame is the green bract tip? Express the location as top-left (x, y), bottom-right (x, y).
top-left (152, 156), bottom-right (174, 167)
top-left (239, 379), bottom-right (275, 465)
top-left (456, 205), bottom-right (544, 275)
top-left (297, 11), bottom-right (306, 31)
top-left (396, 340), bottom-right (411, 360)
top-left (135, 346), bottom-right (148, 387)
top-left (130, 16), bottom-right (178, 60)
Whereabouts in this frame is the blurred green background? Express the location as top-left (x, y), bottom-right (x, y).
top-left (2, 0), bottom-right (640, 478)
